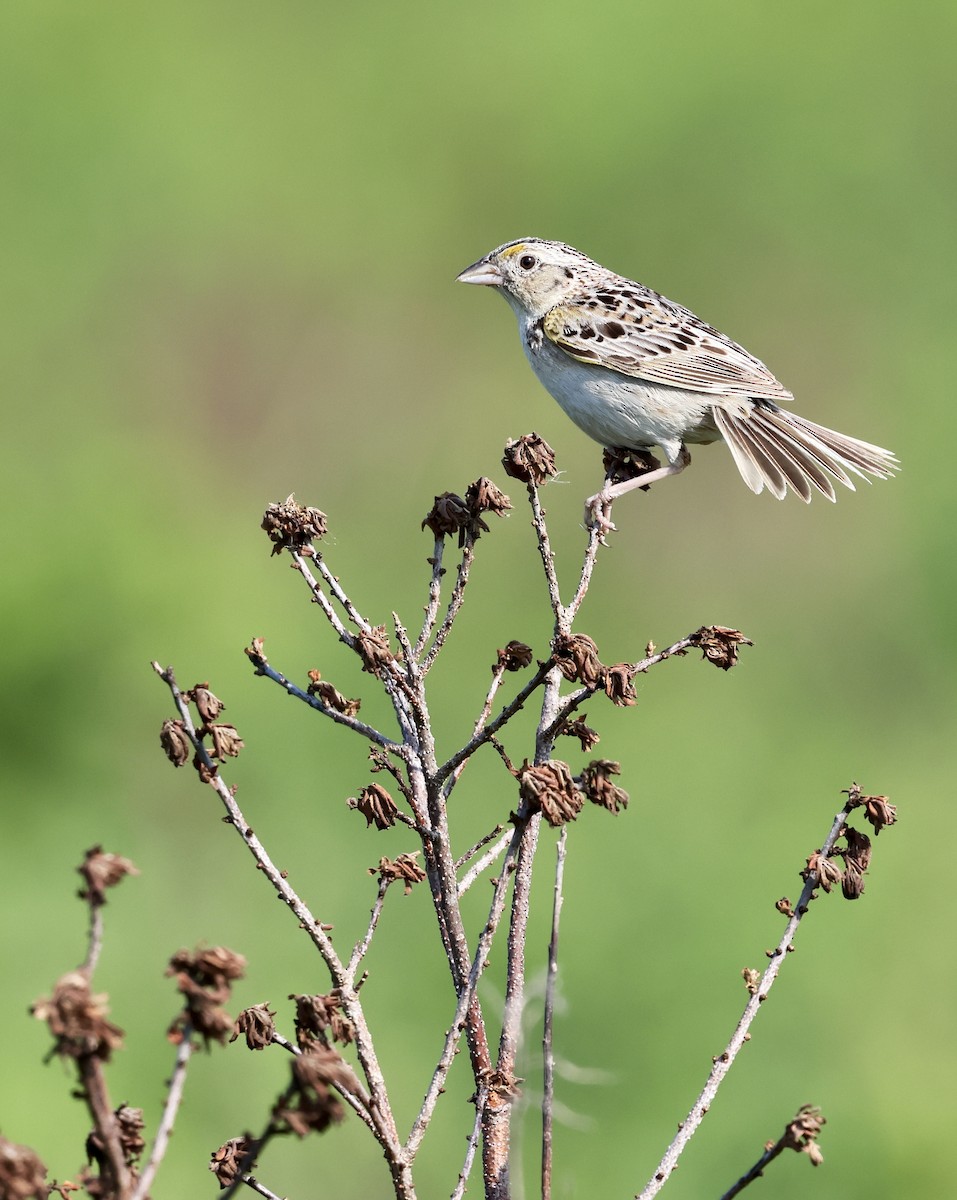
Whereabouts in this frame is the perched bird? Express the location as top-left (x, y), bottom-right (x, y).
top-left (457, 238), bottom-right (897, 522)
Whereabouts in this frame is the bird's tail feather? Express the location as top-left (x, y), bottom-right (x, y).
top-left (712, 403), bottom-right (898, 502)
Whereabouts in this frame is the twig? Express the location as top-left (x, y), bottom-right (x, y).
top-left (413, 537), bottom-right (446, 659)
top-left (80, 904), bottom-right (104, 977)
top-left (421, 540), bottom-right (477, 672)
top-left (436, 660), bottom-right (553, 786)
top-left (541, 829), bottom-right (567, 1200)
top-left (252, 659), bottom-right (399, 748)
top-left (562, 519), bottom-right (606, 624)
top-left (636, 802), bottom-right (855, 1199)
top-left (451, 1085), bottom-right (487, 1200)
top-left (455, 824), bottom-right (507, 871)
top-left (541, 631), bottom-right (707, 743)
top-left (458, 830), bottom-right (511, 898)
top-left (152, 663), bottom-right (404, 1167)
top-left (347, 877), bottom-right (391, 982)
top-left (451, 662), bottom-right (509, 786)
top-left (527, 485), bottom-right (564, 622)
top-left (130, 1031), bottom-right (194, 1200)
top-left (718, 1105), bottom-right (825, 1199)
top-left (240, 1175), bottom-right (285, 1199)
top-left (405, 828), bottom-right (523, 1160)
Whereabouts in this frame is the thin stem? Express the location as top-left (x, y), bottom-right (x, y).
top-left (451, 1086), bottom-right (487, 1200)
top-left (527, 485), bottom-right (565, 623)
top-left (240, 1178), bottom-right (284, 1200)
top-left (541, 631), bottom-right (706, 744)
top-left (541, 829), bottom-right (567, 1200)
top-left (563, 520), bottom-right (606, 624)
top-left (347, 878), bottom-right (391, 982)
top-left (252, 659), bottom-right (400, 748)
top-left (421, 540), bottom-right (477, 673)
top-left (636, 801), bottom-right (855, 1199)
top-left (153, 664), bottom-right (404, 1167)
top-left (436, 660), bottom-right (553, 786)
top-left (413, 537), bottom-right (446, 659)
top-left (457, 831), bottom-right (510, 897)
top-left (405, 826), bottom-right (523, 1160)
top-left (130, 1032), bottom-right (194, 1200)
top-left (80, 904), bottom-right (104, 977)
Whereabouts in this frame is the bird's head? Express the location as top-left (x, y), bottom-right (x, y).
top-left (456, 238), bottom-right (596, 318)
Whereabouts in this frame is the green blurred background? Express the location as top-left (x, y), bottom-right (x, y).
top-left (2, 2), bottom-right (953, 1196)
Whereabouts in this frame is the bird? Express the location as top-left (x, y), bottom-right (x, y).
top-left (456, 238), bottom-right (898, 524)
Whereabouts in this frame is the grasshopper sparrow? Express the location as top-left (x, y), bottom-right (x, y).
top-left (457, 238), bottom-right (897, 523)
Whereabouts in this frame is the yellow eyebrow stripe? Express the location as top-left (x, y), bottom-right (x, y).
top-left (499, 243), bottom-right (529, 260)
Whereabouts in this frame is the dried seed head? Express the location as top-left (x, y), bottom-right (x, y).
top-left (843, 784), bottom-right (898, 835)
top-left (558, 714), bottom-right (601, 752)
top-left (553, 633), bottom-right (604, 688)
top-left (466, 477), bottom-right (512, 519)
top-left (802, 850), bottom-right (843, 893)
top-left (422, 492), bottom-right (471, 539)
top-left (32, 971), bottom-right (125, 1061)
top-left (351, 783), bottom-right (399, 830)
top-left (518, 761), bottom-right (584, 827)
top-left (77, 846), bottom-right (139, 907)
top-left (371, 853), bottom-right (426, 894)
top-left (782, 1105), bottom-right (825, 1165)
top-left (496, 641), bottom-right (534, 672)
top-left (689, 625), bottom-right (753, 670)
top-left (210, 1136), bottom-right (258, 1189)
top-left (208, 723), bottom-right (244, 761)
top-left (245, 637), bottom-right (268, 668)
top-left (160, 718), bottom-right (192, 766)
top-left (603, 663), bottom-right (638, 707)
top-left (502, 434), bottom-right (558, 486)
top-left (742, 967), bottom-right (761, 995)
top-left (0, 1135), bottom-right (48, 1200)
top-left (261, 495), bottom-right (328, 556)
top-left (278, 1046), bottom-right (351, 1134)
top-left (167, 946), bottom-right (247, 989)
top-left (231, 1003), bottom-right (277, 1051)
top-left (355, 626), bottom-right (394, 678)
top-left (290, 990), bottom-right (355, 1046)
top-left (187, 683), bottom-right (225, 723)
top-left (307, 672), bottom-right (361, 717)
top-left (580, 760), bottom-right (629, 814)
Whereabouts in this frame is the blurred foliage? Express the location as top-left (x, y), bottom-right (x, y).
top-left (1, 1), bottom-right (953, 1197)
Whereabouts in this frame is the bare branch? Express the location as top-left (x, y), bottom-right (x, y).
top-left (347, 877), bottom-right (391, 982)
top-left (636, 801), bottom-right (857, 1198)
top-left (251, 658), bottom-right (400, 748)
top-left (541, 829), bottom-right (567, 1200)
top-left (413, 536), bottom-right (447, 659)
top-left (130, 1031), bottom-right (194, 1200)
top-left (420, 541), bottom-right (477, 672)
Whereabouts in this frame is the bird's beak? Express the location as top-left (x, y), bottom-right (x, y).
top-left (456, 257), bottom-right (503, 287)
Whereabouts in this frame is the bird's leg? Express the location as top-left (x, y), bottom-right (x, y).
top-left (585, 446), bottom-right (692, 529)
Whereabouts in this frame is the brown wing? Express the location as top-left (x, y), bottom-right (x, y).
top-left (542, 289), bottom-right (793, 402)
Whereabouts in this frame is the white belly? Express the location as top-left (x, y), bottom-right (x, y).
top-left (524, 329), bottom-right (720, 462)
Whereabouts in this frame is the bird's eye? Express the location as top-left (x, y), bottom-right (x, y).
top-left (519, 254), bottom-right (537, 271)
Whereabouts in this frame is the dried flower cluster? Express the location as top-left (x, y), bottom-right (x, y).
top-left (422, 478), bottom-right (511, 546)
top-left (501, 433), bottom-right (558, 485)
top-left (0, 1135), bottom-right (47, 1200)
top-left (307, 669), bottom-right (361, 717)
top-left (351, 782), bottom-right (399, 830)
top-left (371, 852), bottom-right (427, 894)
top-left (159, 680), bottom-right (244, 781)
top-left (77, 846), bottom-right (138, 907)
top-left (553, 632), bottom-right (639, 706)
top-left (261, 494), bottom-right (329, 556)
top-left (166, 945), bottom-right (246, 1047)
top-left (32, 972), bottom-right (124, 1062)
